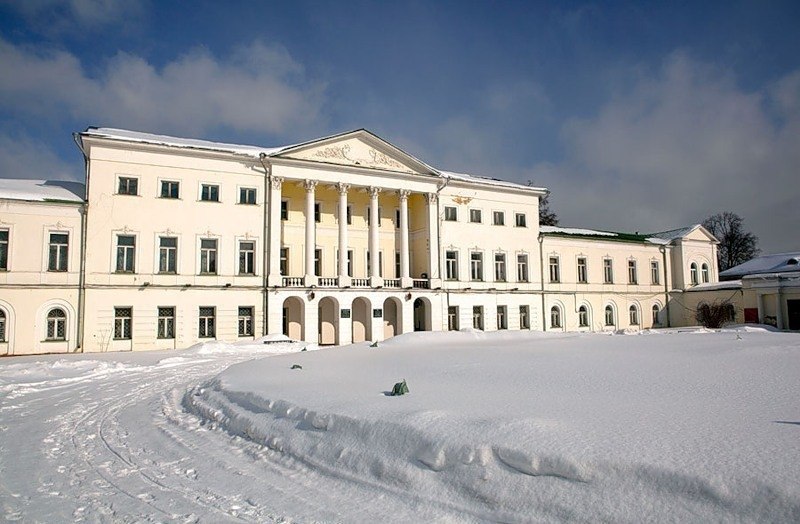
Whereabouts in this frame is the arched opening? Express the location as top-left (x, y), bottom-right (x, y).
top-left (629, 305), bottom-right (640, 326)
top-left (413, 297), bottom-right (431, 331)
top-left (701, 263), bottom-right (710, 283)
top-left (351, 297), bottom-right (371, 343)
top-left (282, 297), bottom-right (305, 341)
top-left (578, 304), bottom-right (590, 328)
top-left (550, 305), bottom-right (562, 329)
top-left (46, 308), bottom-right (67, 341)
top-left (318, 297), bottom-right (339, 345)
top-left (0, 309), bottom-right (6, 343)
top-left (690, 262), bottom-right (698, 285)
top-left (604, 304), bottom-right (616, 328)
top-left (383, 297), bottom-right (402, 339)
top-left (652, 304), bottom-right (661, 326)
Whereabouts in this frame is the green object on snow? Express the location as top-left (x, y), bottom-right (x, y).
top-left (291, 364), bottom-right (302, 370)
top-left (370, 341), bottom-right (379, 347)
top-left (390, 379), bottom-right (409, 396)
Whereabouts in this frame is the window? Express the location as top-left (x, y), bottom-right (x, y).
top-left (652, 304), bottom-right (661, 325)
top-left (199, 307), bottom-right (215, 338)
top-left (0, 229), bottom-right (7, 270)
top-left (161, 180), bottom-right (179, 199)
top-left (114, 307), bottom-right (132, 340)
top-left (157, 307), bottom-right (175, 339)
top-left (445, 251), bottom-right (459, 280)
top-left (550, 306), bottom-right (561, 328)
top-left (200, 239), bottom-right (217, 274)
top-left (469, 209), bottom-right (482, 223)
top-left (548, 257), bottom-right (560, 283)
top-left (201, 184), bottom-right (219, 202)
top-left (470, 252), bottom-right (483, 281)
top-left (444, 206), bottom-right (457, 221)
top-left (472, 306), bottom-right (484, 330)
top-left (239, 241), bottom-right (255, 275)
top-left (48, 233), bottom-right (69, 272)
top-left (239, 187), bottom-right (257, 205)
top-left (628, 260), bottom-right (638, 285)
top-left (346, 205), bottom-right (352, 225)
top-left (281, 200), bottom-right (289, 220)
top-left (395, 209), bottom-right (400, 228)
top-left (377, 207), bottom-right (382, 227)
top-left (159, 237), bottom-right (177, 273)
top-left (118, 177), bottom-right (138, 195)
top-left (603, 258), bottom-right (614, 284)
top-left (519, 305), bottom-right (530, 329)
top-left (314, 202), bottom-right (321, 222)
top-left (629, 305), bottom-right (639, 326)
top-left (448, 306), bottom-right (459, 331)
top-left (378, 251), bottom-right (384, 277)
top-left (651, 260), bottom-right (660, 285)
top-left (347, 250), bottom-right (354, 277)
top-left (280, 247), bottom-right (289, 275)
top-left (690, 262), bottom-right (698, 285)
top-left (46, 308), bottom-right (66, 340)
top-left (395, 252), bottom-right (401, 278)
top-left (116, 235), bottom-right (135, 273)
top-left (517, 254), bottom-right (529, 282)
top-left (492, 211), bottom-right (505, 226)
top-left (314, 248), bottom-right (322, 276)
top-left (495, 253), bottom-right (507, 282)
top-left (701, 263), bottom-right (710, 283)
top-left (238, 306), bottom-right (254, 336)
top-left (0, 310), bottom-right (5, 342)
top-left (497, 306), bottom-right (508, 329)
top-left (515, 213), bottom-right (527, 227)
top-left (605, 305), bottom-right (615, 326)
top-left (577, 257), bottom-right (587, 283)
top-left (578, 305), bottom-right (589, 327)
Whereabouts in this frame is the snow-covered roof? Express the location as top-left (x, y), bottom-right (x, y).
top-left (439, 170), bottom-right (544, 192)
top-left (0, 179), bottom-right (84, 203)
top-left (720, 252), bottom-right (800, 278)
top-left (540, 225), bottom-right (670, 245)
top-left (540, 225), bottom-right (618, 237)
top-left (647, 225), bottom-right (700, 241)
top-left (685, 280), bottom-right (742, 292)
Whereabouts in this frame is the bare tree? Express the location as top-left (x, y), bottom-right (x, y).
top-left (537, 191), bottom-right (559, 226)
top-left (702, 212), bottom-right (760, 271)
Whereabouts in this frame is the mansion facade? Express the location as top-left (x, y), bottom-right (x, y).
top-left (0, 128), bottom-right (720, 355)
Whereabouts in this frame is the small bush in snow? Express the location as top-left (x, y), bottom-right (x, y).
top-left (696, 300), bottom-right (736, 329)
top-left (390, 379), bottom-right (409, 396)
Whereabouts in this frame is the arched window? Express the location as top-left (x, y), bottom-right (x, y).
top-left (652, 304), bottom-right (660, 325)
top-left (46, 308), bottom-right (66, 341)
top-left (629, 305), bottom-right (639, 326)
top-left (604, 305), bottom-right (615, 326)
top-left (0, 309), bottom-right (6, 342)
top-left (690, 262), bottom-right (698, 285)
top-left (701, 263), bottom-right (709, 283)
top-left (550, 306), bottom-right (561, 329)
top-left (578, 305), bottom-right (589, 327)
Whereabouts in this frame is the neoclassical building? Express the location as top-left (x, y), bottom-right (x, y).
top-left (0, 127), bottom-right (721, 355)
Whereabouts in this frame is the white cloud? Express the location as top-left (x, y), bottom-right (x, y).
top-left (532, 52), bottom-right (800, 253)
top-left (0, 133), bottom-right (79, 181)
top-left (0, 38), bottom-right (325, 137)
top-left (0, 0), bottom-right (146, 33)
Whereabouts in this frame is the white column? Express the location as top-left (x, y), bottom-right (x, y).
top-left (425, 192), bottom-right (441, 287)
top-left (267, 176), bottom-right (283, 287)
top-left (304, 179), bottom-right (317, 286)
top-left (398, 190), bottom-right (412, 287)
top-left (337, 183), bottom-right (350, 287)
top-left (368, 186), bottom-right (382, 286)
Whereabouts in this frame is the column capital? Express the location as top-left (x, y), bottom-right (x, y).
top-left (425, 192), bottom-right (438, 204)
top-left (337, 182), bottom-right (350, 194)
top-left (397, 189), bottom-right (411, 200)
top-left (368, 186), bottom-right (381, 198)
top-left (304, 179), bottom-right (318, 192)
top-left (270, 176), bottom-right (284, 190)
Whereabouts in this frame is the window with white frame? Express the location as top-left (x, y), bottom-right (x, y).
top-left (161, 180), bottom-right (179, 199)
top-left (116, 235), bottom-right (135, 273)
top-left (519, 305), bottom-right (530, 329)
top-left (239, 241), bottom-right (255, 275)
top-left (114, 307), bottom-right (132, 340)
top-left (48, 232), bottom-right (69, 272)
top-left (198, 307), bottom-right (215, 338)
top-left (578, 305), bottom-right (589, 327)
top-left (515, 213), bottom-right (527, 227)
top-left (469, 209), bottom-right (482, 223)
top-left (690, 262), bottom-right (698, 285)
top-left (549, 256), bottom-right (560, 283)
top-left (239, 187), bottom-right (257, 205)
top-left (517, 254), bottom-right (529, 282)
top-left (46, 308), bottom-right (66, 340)
top-left (701, 263), bottom-right (710, 283)
top-left (118, 176), bottom-right (138, 196)
top-left (577, 257), bottom-right (588, 283)
top-left (238, 306), bottom-right (254, 336)
top-left (470, 252), bottom-right (483, 281)
top-left (472, 306), bottom-right (484, 330)
top-left (200, 184), bottom-right (219, 202)
top-left (159, 237), bottom-right (177, 273)
top-left (448, 306), bottom-right (459, 331)
top-left (0, 309), bottom-right (5, 342)
top-left (314, 202), bottom-right (321, 222)
top-left (280, 247), bottom-right (289, 275)
top-left (200, 239), bottom-right (217, 274)
top-left (604, 305), bottom-right (615, 326)
top-left (492, 211), bottom-right (505, 226)
top-left (651, 260), bottom-right (660, 285)
top-left (395, 252), bottom-right (401, 278)
top-left (494, 253), bottom-right (507, 282)
top-left (444, 206), bottom-right (457, 221)
top-left (628, 260), bottom-right (638, 284)
top-left (280, 200), bottom-right (288, 220)
top-left (346, 205), bottom-right (352, 225)
top-left (550, 306), bottom-right (562, 328)
top-left (157, 307), bottom-right (175, 339)
top-left (629, 305), bottom-right (639, 325)
top-left (315, 248), bottom-right (322, 276)
top-left (0, 229), bottom-right (8, 270)
top-left (603, 258), bottom-right (614, 284)
top-left (497, 305), bottom-right (508, 329)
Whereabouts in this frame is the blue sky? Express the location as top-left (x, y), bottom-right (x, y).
top-left (1, 0), bottom-right (798, 252)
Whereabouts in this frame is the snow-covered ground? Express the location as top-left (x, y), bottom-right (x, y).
top-left (1, 328), bottom-right (799, 522)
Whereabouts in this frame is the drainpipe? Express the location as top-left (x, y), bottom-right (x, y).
top-left (660, 245), bottom-right (670, 327)
top-left (435, 177), bottom-right (449, 328)
top-left (538, 233), bottom-right (546, 331)
top-left (259, 153), bottom-right (271, 336)
top-left (72, 132), bottom-right (89, 352)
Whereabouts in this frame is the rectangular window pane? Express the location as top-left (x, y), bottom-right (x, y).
top-left (515, 213), bottom-right (526, 227)
top-left (448, 306), bottom-right (459, 331)
top-left (200, 239), bottom-right (217, 274)
top-left (470, 252), bottom-right (483, 281)
top-left (444, 207), bottom-right (457, 221)
top-left (118, 177), bottom-right (138, 195)
top-left (577, 258), bottom-right (587, 283)
top-left (201, 184), bottom-right (219, 202)
top-left (157, 307), bottom-right (175, 339)
top-left (199, 306), bottom-right (215, 338)
top-left (0, 229), bottom-right (8, 270)
top-left (549, 257), bottom-right (560, 283)
top-left (470, 209), bottom-right (482, 223)
top-left (519, 305), bottom-right (530, 329)
top-left (517, 254), bottom-right (529, 282)
top-left (281, 200), bottom-right (289, 220)
top-left (114, 307), bottom-right (132, 340)
top-left (238, 306), bottom-right (254, 336)
top-left (240, 187), bottom-right (256, 204)
top-left (239, 241), bottom-right (255, 274)
top-left (651, 261), bottom-right (660, 284)
top-left (604, 259), bottom-right (613, 284)
top-left (446, 251), bottom-right (458, 280)
top-left (161, 180), bottom-right (179, 198)
top-left (628, 260), bottom-right (637, 284)
top-left (495, 253), bottom-right (506, 281)
top-left (493, 211), bottom-right (505, 225)
top-left (116, 235), bottom-right (135, 272)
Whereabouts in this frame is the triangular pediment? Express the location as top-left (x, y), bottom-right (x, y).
top-left (274, 130), bottom-right (436, 176)
top-left (684, 225), bottom-right (718, 243)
